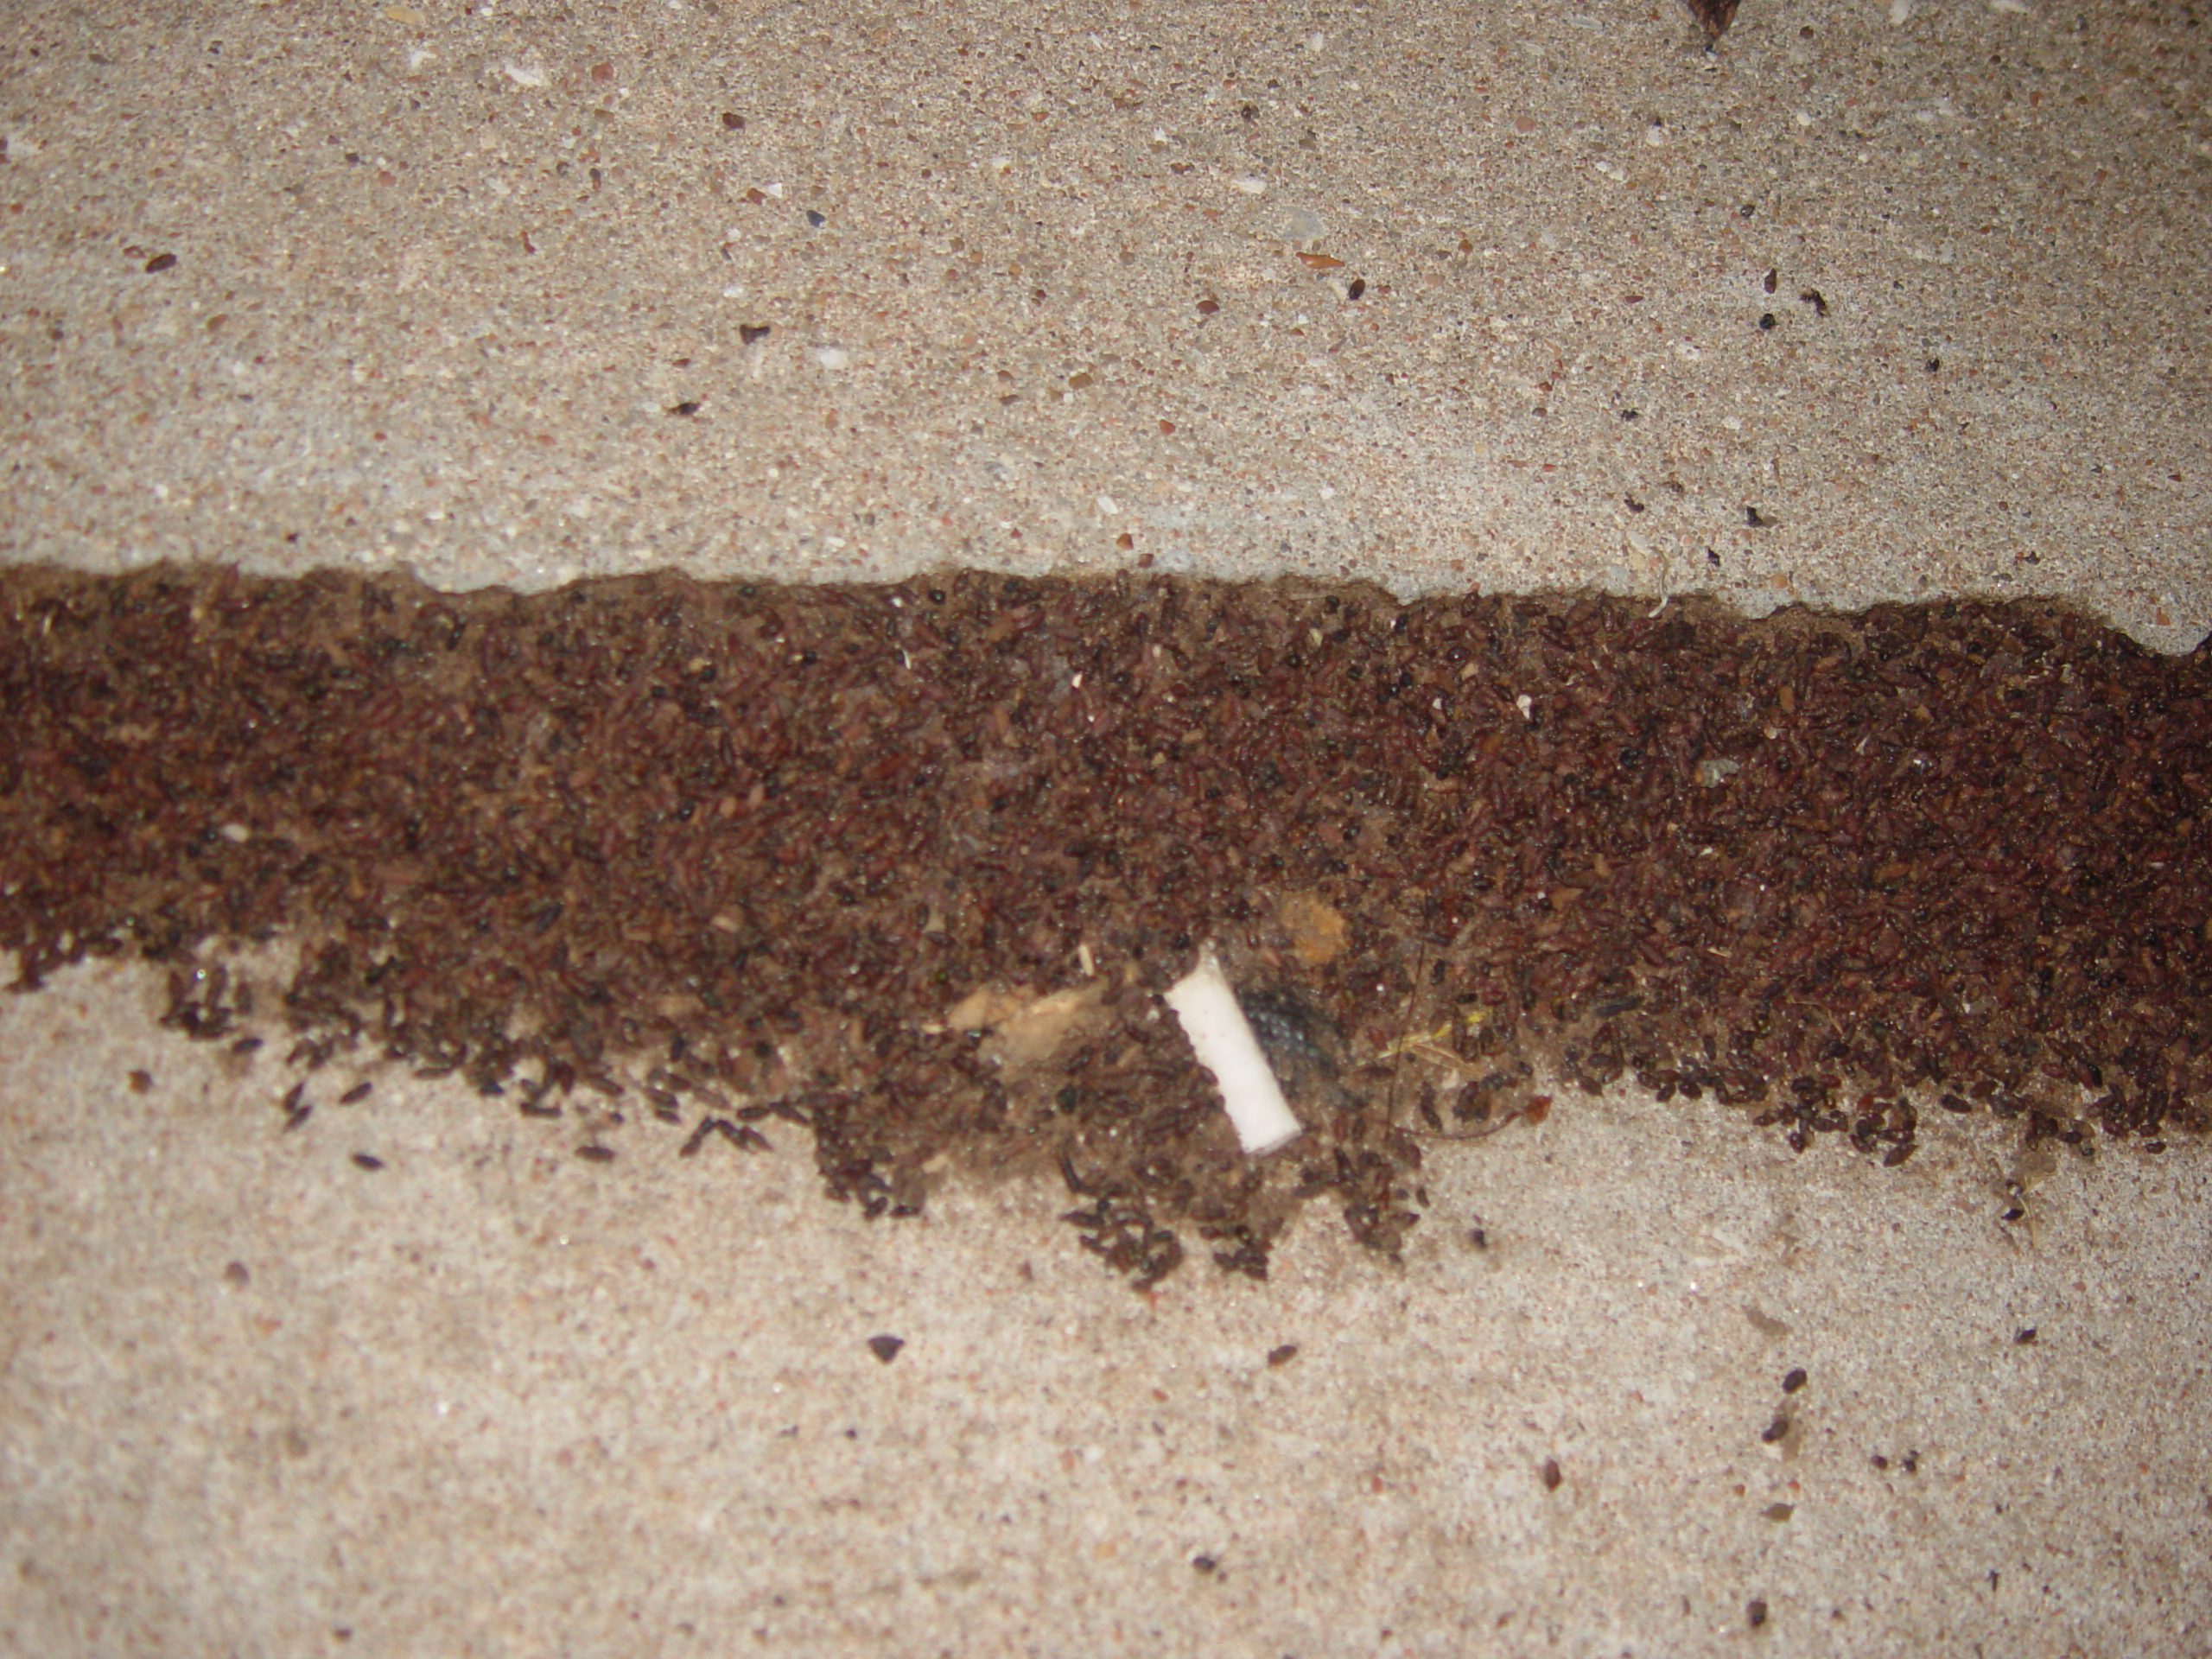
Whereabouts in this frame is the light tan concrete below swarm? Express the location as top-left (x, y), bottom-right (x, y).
top-left (2, 956), bottom-right (2207, 1656)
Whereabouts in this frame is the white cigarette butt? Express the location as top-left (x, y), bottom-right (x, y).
top-left (1164, 946), bottom-right (1302, 1156)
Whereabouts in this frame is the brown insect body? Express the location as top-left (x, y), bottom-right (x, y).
top-left (1683, 0), bottom-right (1740, 42)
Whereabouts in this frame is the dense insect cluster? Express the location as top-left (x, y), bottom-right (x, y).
top-left (0, 565), bottom-right (2205, 1286)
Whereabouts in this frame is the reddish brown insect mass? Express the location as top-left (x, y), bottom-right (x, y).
top-left (1, 565), bottom-right (2205, 1285)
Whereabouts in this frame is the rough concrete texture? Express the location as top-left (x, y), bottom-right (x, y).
top-left (2, 0), bottom-right (2209, 1655)
top-left (4, 0), bottom-right (2208, 646)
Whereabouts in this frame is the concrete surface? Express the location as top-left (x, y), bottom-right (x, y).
top-left (2, 0), bottom-right (2209, 1654)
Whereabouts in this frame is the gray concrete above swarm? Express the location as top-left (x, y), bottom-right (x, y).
top-left (2, 0), bottom-right (2204, 650)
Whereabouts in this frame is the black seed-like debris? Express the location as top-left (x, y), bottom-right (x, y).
top-left (1, 565), bottom-right (2206, 1288)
